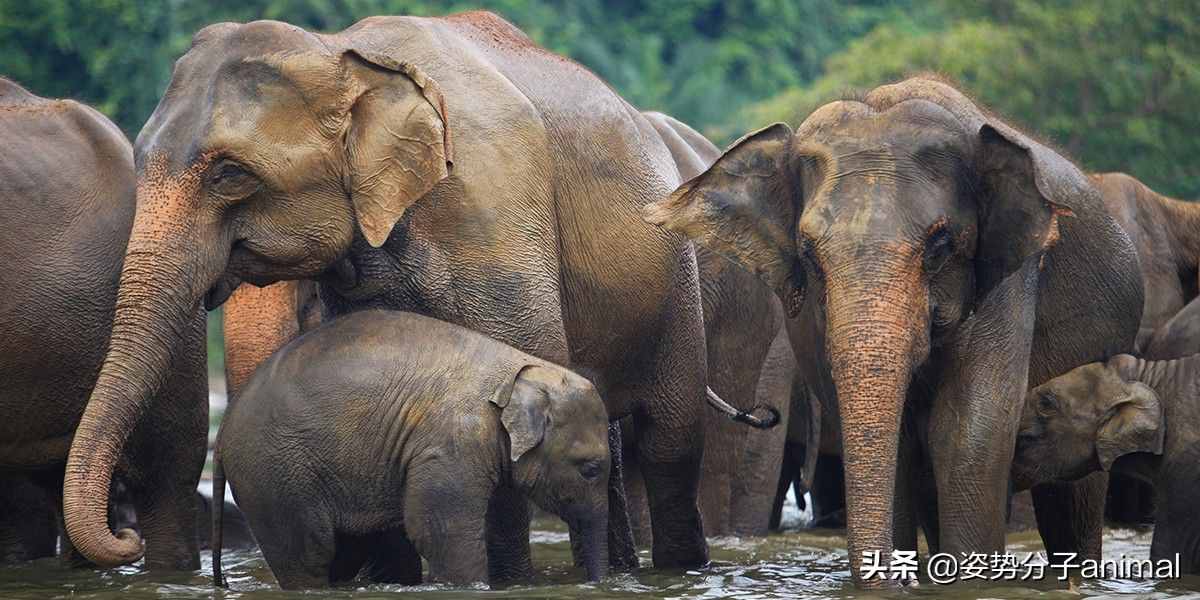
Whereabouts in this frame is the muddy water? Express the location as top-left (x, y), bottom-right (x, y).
top-left (6, 393), bottom-right (1192, 598)
top-left (1, 518), bottom-right (1195, 599)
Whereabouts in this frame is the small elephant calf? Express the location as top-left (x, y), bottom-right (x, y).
top-left (1012, 354), bottom-right (1199, 572)
top-left (216, 310), bottom-right (611, 589)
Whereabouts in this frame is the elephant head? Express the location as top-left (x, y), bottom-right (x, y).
top-left (490, 365), bottom-right (610, 581)
top-left (1012, 355), bottom-right (1165, 490)
top-left (644, 76), bottom-right (1086, 584)
top-left (63, 20), bottom-right (452, 566)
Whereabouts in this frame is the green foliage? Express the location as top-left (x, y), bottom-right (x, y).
top-left (742, 0), bottom-right (1200, 198)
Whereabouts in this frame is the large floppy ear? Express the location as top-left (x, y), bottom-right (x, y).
top-left (643, 123), bottom-right (807, 316)
top-left (341, 48), bottom-right (453, 247)
top-left (974, 122), bottom-right (1079, 295)
top-left (1096, 380), bottom-right (1165, 471)
top-left (489, 365), bottom-right (553, 462)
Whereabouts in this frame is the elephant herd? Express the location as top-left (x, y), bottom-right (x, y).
top-left (2, 9), bottom-right (1198, 591)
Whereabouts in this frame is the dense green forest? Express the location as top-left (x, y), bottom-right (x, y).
top-left (2, 0), bottom-right (1197, 368)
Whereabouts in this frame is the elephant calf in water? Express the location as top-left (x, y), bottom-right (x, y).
top-left (1012, 354), bottom-right (1200, 573)
top-left (214, 310), bottom-right (611, 589)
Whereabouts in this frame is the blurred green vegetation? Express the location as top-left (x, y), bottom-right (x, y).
top-left (2, 0), bottom-right (1197, 369)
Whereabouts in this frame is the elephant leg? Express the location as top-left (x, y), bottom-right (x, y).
top-left (364, 528), bottom-right (422, 585)
top-left (1032, 473), bottom-right (1107, 568)
top-left (769, 443), bottom-right (802, 531)
top-left (0, 471), bottom-right (59, 563)
top-left (625, 339), bottom-right (708, 570)
top-left (122, 336), bottom-right (208, 572)
top-left (483, 481), bottom-right (533, 583)
top-left (618, 416), bottom-right (652, 547)
top-left (255, 511), bottom-right (337, 590)
top-left (605, 420), bottom-right (638, 571)
top-left (407, 477), bottom-right (489, 585)
top-left (892, 415), bottom-right (920, 554)
top-left (730, 383), bottom-right (789, 537)
top-left (809, 455), bottom-right (846, 528)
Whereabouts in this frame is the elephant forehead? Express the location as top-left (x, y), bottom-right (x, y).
top-left (137, 24), bottom-right (342, 172)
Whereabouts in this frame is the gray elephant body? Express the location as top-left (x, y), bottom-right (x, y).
top-left (218, 310), bottom-right (611, 589)
top-left (633, 111), bottom-right (792, 538)
top-left (68, 11), bottom-right (711, 570)
top-left (0, 78), bottom-right (208, 569)
top-left (1014, 354), bottom-right (1200, 573)
top-left (646, 76), bottom-right (1143, 583)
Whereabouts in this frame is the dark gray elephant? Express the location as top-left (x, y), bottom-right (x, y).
top-left (63, 12), bottom-right (725, 571)
top-left (0, 77), bottom-right (208, 570)
top-left (1091, 172), bottom-right (1200, 523)
top-left (645, 76), bottom-right (1143, 584)
top-left (1013, 354), bottom-right (1199, 573)
top-left (216, 310), bottom-right (611, 589)
top-left (630, 111), bottom-right (788, 538)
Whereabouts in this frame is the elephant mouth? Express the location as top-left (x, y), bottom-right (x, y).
top-left (204, 273), bottom-right (242, 311)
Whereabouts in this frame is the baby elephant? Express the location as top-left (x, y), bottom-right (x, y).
top-left (1012, 354), bottom-right (1197, 572)
top-left (216, 310), bottom-right (610, 589)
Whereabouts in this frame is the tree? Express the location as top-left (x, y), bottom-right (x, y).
top-left (741, 0), bottom-right (1200, 197)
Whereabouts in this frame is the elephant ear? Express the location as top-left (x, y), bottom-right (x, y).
top-left (975, 122), bottom-right (1080, 295)
top-left (1096, 381), bottom-right (1165, 471)
top-left (643, 123), bottom-right (808, 317)
top-left (341, 48), bottom-right (453, 247)
top-left (490, 365), bottom-right (554, 462)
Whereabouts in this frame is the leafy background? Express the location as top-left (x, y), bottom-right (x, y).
top-left (2, 0), bottom-right (1197, 367)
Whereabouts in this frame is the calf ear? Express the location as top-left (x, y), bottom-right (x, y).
top-left (490, 365), bottom-right (554, 462)
top-left (1096, 382), bottom-right (1165, 471)
top-left (642, 123), bottom-right (808, 316)
top-left (341, 48), bottom-right (453, 247)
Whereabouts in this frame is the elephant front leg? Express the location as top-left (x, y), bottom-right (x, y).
top-left (633, 392), bottom-right (708, 569)
top-left (1031, 474), bottom-right (1106, 570)
top-left (483, 481), bottom-right (534, 583)
top-left (407, 481), bottom-right (490, 585)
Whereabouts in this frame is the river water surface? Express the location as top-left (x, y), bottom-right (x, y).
top-left (4, 391), bottom-right (1191, 599)
top-left (1, 519), bottom-right (1194, 599)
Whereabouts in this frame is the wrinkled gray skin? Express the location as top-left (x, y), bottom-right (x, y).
top-left (1013, 354), bottom-right (1200, 573)
top-left (632, 111), bottom-right (791, 537)
top-left (0, 78), bottom-right (208, 570)
top-left (218, 310), bottom-right (611, 589)
top-left (1092, 172), bottom-right (1200, 355)
top-left (67, 12), bottom-right (711, 571)
top-left (1092, 172), bottom-right (1200, 524)
top-left (1146, 296), bottom-right (1200, 360)
top-left (645, 76), bottom-right (1143, 584)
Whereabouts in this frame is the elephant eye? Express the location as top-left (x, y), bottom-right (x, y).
top-left (923, 221), bottom-right (955, 275)
top-left (579, 460), bottom-right (602, 481)
top-left (208, 159), bottom-right (260, 200)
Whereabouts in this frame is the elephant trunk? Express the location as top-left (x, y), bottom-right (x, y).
top-left (579, 508), bottom-right (609, 582)
top-left (823, 250), bottom-right (928, 587)
top-left (63, 178), bottom-right (225, 568)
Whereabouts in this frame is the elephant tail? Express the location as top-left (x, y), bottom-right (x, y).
top-left (212, 453), bottom-right (227, 588)
top-left (705, 386), bottom-right (780, 429)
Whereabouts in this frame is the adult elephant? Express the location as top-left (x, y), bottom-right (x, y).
top-left (0, 77), bottom-right (208, 569)
top-left (1092, 172), bottom-right (1200, 354)
top-left (637, 111), bottom-right (789, 537)
top-left (1090, 172), bottom-right (1200, 524)
top-left (645, 76), bottom-right (1143, 584)
top-left (64, 12), bottom-right (715, 571)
